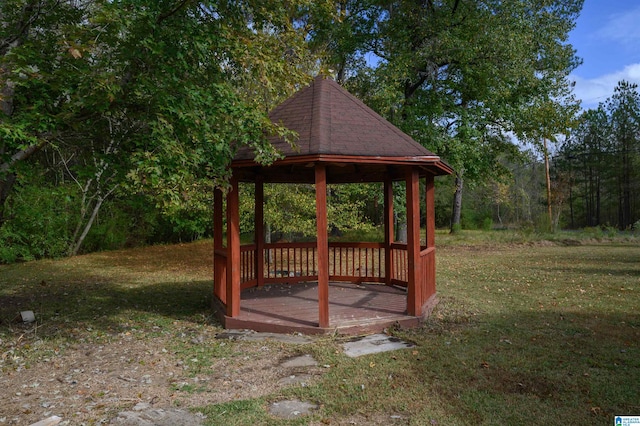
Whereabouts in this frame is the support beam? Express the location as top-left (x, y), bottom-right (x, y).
top-left (213, 188), bottom-right (226, 303)
top-left (226, 176), bottom-right (241, 317)
top-left (405, 168), bottom-right (422, 316)
top-left (425, 174), bottom-right (435, 248)
top-left (425, 174), bottom-right (436, 299)
top-left (315, 164), bottom-right (330, 328)
top-left (384, 177), bottom-right (394, 285)
top-left (255, 176), bottom-right (265, 286)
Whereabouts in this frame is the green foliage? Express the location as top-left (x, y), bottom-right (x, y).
top-left (1, 0), bottom-right (319, 258)
top-left (240, 183), bottom-right (377, 241)
top-left (450, 223), bottom-right (462, 234)
top-left (0, 174), bottom-right (75, 261)
top-left (0, 0), bottom-right (591, 259)
top-left (481, 217), bottom-right (493, 231)
top-left (341, 0), bottom-right (582, 181)
top-left (266, 184), bottom-right (316, 238)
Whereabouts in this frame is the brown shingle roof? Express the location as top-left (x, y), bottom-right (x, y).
top-left (234, 75), bottom-right (441, 160)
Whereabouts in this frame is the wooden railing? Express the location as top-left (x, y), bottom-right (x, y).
top-left (240, 244), bottom-right (257, 286)
top-left (420, 246), bottom-right (436, 296)
top-left (264, 242), bottom-right (317, 283)
top-left (328, 242), bottom-right (384, 283)
top-left (237, 242), bottom-right (398, 286)
top-left (390, 243), bottom-right (408, 286)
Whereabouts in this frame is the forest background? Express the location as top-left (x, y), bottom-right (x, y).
top-left (1, 0), bottom-right (639, 264)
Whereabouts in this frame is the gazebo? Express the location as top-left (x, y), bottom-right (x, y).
top-left (213, 76), bottom-right (453, 335)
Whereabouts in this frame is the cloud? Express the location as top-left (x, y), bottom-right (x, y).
top-left (596, 6), bottom-right (640, 45)
top-left (570, 63), bottom-right (640, 109)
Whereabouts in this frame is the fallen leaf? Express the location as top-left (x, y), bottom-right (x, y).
top-left (68, 47), bottom-right (82, 59)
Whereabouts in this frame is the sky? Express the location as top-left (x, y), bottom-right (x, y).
top-left (569, 0), bottom-right (640, 110)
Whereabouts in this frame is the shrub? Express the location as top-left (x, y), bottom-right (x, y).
top-left (481, 217), bottom-right (493, 231)
top-left (0, 177), bottom-right (75, 261)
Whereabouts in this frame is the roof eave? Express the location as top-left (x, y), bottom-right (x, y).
top-left (231, 154), bottom-right (454, 175)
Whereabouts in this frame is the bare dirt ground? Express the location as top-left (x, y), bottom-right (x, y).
top-left (0, 326), bottom-right (324, 425)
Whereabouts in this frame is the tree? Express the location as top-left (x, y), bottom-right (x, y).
top-left (1, 0), bottom-right (318, 256)
top-left (318, 0), bottom-right (583, 232)
top-left (606, 81), bottom-right (640, 230)
top-left (559, 106), bottom-right (609, 227)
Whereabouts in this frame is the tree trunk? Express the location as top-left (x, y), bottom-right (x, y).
top-left (450, 172), bottom-right (463, 233)
top-left (396, 222), bottom-right (407, 243)
top-left (69, 184), bottom-right (118, 256)
top-left (544, 138), bottom-right (553, 232)
top-left (70, 195), bottom-right (106, 256)
top-left (265, 221), bottom-right (272, 264)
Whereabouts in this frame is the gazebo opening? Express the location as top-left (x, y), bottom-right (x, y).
top-left (213, 76), bottom-right (452, 335)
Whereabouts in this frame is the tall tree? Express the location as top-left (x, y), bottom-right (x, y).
top-left (315, 0), bottom-right (583, 231)
top-left (559, 106), bottom-right (609, 227)
top-left (606, 81), bottom-right (640, 229)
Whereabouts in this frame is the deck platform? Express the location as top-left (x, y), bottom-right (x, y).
top-left (216, 282), bottom-right (437, 335)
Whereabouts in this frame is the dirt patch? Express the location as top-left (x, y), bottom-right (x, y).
top-left (0, 328), bottom-right (324, 425)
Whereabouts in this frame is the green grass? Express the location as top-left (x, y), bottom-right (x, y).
top-left (1, 231), bottom-right (639, 425)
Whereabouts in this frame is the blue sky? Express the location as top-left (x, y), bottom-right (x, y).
top-left (569, 0), bottom-right (640, 109)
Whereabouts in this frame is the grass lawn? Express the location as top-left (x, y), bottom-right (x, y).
top-left (0, 232), bottom-right (638, 425)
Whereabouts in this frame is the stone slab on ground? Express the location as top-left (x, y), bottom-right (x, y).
top-left (343, 333), bottom-right (414, 358)
top-left (110, 403), bottom-right (205, 426)
top-left (268, 400), bottom-right (318, 419)
top-left (29, 416), bottom-right (62, 426)
top-left (280, 354), bottom-right (318, 368)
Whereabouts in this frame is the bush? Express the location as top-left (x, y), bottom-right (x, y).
top-left (481, 217), bottom-right (493, 231)
top-left (0, 177), bottom-right (75, 262)
top-left (583, 226), bottom-right (604, 239)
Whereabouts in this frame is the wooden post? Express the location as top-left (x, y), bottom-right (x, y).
top-left (425, 174), bottom-right (435, 249)
top-left (315, 164), bottom-right (329, 328)
top-left (226, 175), bottom-right (241, 317)
top-left (255, 176), bottom-right (265, 286)
top-left (405, 167), bottom-right (422, 316)
top-left (425, 173), bottom-right (436, 299)
top-left (213, 188), bottom-right (225, 303)
top-left (384, 177), bottom-right (394, 285)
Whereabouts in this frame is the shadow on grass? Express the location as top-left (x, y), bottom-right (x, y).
top-left (0, 242), bottom-right (219, 344)
top-left (393, 304), bottom-right (640, 426)
top-left (0, 278), bottom-right (216, 339)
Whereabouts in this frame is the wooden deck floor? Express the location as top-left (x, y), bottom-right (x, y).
top-left (221, 282), bottom-right (426, 335)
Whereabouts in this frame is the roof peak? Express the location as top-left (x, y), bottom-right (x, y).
top-left (234, 74), bottom-right (442, 161)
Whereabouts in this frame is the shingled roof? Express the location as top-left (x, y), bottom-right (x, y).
top-left (232, 75), bottom-right (452, 182)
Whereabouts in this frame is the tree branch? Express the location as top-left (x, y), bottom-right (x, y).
top-left (157, 0), bottom-right (192, 24)
top-left (0, 140), bottom-right (48, 176)
top-left (0, 0), bottom-right (43, 56)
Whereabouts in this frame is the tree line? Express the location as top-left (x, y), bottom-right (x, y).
top-left (554, 81), bottom-right (640, 230)
top-left (1, 0), bottom-right (585, 262)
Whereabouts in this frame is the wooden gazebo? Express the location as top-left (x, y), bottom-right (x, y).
top-left (213, 76), bottom-right (452, 334)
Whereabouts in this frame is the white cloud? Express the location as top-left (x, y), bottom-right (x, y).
top-left (596, 6), bottom-right (640, 45)
top-left (570, 63), bottom-right (640, 109)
